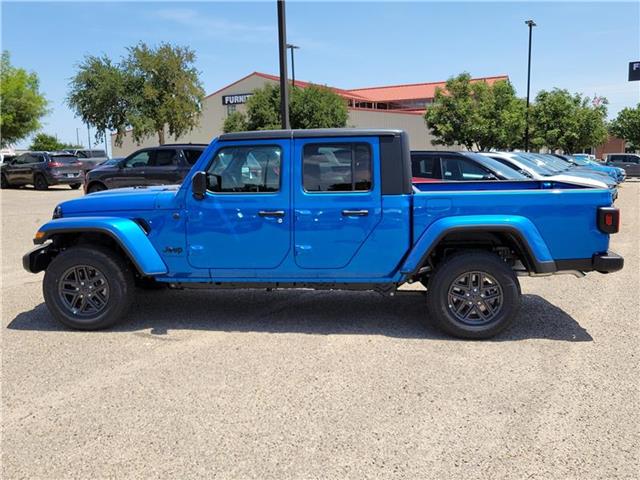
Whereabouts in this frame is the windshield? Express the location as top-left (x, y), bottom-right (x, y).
top-left (462, 152), bottom-right (527, 180)
top-left (520, 153), bottom-right (569, 174)
top-left (569, 155), bottom-right (590, 166)
top-left (506, 153), bottom-right (556, 177)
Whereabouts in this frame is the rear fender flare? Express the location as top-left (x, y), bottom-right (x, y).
top-left (34, 217), bottom-right (167, 276)
top-left (400, 215), bottom-right (555, 276)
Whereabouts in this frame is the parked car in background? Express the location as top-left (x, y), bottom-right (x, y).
top-left (64, 149), bottom-right (109, 172)
top-left (1, 151), bottom-right (83, 190)
top-left (411, 151), bottom-right (527, 183)
top-left (480, 152), bottom-right (616, 194)
top-left (552, 153), bottom-right (625, 183)
top-left (605, 153), bottom-right (640, 177)
top-left (84, 144), bottom-right (206, 193)
top-left (525, 153), bottom-right (617, 187)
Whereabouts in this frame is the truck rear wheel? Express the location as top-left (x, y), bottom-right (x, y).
top-left (426, 251), bottom-right (521, 339)
top-left (43, 246), bottom-right (135, 330)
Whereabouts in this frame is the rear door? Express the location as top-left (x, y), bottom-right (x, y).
top-left (293, 137), bottom-right (382, 270)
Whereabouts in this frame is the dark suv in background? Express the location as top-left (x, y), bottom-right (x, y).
top-left (84, 144), bottom-right (206, 193)
top-left (605, 153), bottom-right (640, 177)
top-left (1, 151), bottom-right (84, 190)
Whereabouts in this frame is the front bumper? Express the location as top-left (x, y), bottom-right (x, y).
top-left (555, 251), bottom-right (624, 274)
top-left (22, 243), bottom-right (55, 273)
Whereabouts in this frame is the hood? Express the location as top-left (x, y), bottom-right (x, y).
top-left (58, 185), bottom-right (180, 215)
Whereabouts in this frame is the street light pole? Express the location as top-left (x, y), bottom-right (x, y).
top-left (277, 0), bottom-right (290, 129)
top-left (524, 19), bottom-right (536, 152)
top-left (287, 43), bottom-right (300, 87)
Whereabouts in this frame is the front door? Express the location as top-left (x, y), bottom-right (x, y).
top-left (145, 148), bottom-right (182, 186)
top-left (111, 150), bottom-right (153, 188)
top-left (186, 140), bottom-right (291, 272)
top-left (293, 137), bottom-right (382, 270)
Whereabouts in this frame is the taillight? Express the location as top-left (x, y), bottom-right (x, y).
top-left (597, 207), bottom-right (620, 234)
top-left (49, 161), bottom-right (63, 167)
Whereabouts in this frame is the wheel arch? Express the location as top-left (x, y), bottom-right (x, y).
top-left (32, 218), bottom-right (167, 276)
top-left (401, 216), bottom-right (556, 278)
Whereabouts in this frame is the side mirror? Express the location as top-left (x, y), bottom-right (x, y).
top-left (192, 171), bottom-right (207, 200)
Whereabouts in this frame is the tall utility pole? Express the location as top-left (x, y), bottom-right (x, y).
top-left (287, 43), bottom-right (300, 87)
top-left (277, 0), bottom-right (290, 129)
top-left (76, 128), bottom-right (80, 147)
top-left (86, 124), bottom-right (92, 155)
top-left (524, 19), bottom-right (536, 152)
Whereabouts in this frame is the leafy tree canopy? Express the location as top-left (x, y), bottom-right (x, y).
top-left (1, 51), bottom-right (49, 147)
top-left (424, 73), bottom-right (525, 151)
top-left (610, 103), bottom-right (640, 151)
top-left (28, 133), bottom-right (78, 151)
top-left (530, 89), bottom-right (608, 153)
top-left (67, 42), bottom-right (205, 146)
top-left (223, 83), bottom-right (348, 133)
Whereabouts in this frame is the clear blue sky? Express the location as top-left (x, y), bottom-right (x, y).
top-left (3, 1), bottom-right (639, 150)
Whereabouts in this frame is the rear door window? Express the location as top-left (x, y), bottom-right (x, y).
top-left (302, 143), bottom-right (372, 192)
top-left (150, 149), bottom-right (178, 167)
top-left (411, 155), bottom-right (440, 179)
top-left (184, 149), bottom-right (204, 165)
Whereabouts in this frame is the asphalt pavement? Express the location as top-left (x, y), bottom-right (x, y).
top-left (2, 182), bottom-right (639, 479)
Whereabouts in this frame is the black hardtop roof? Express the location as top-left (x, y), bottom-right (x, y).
top-left (219, 128), bottom-right (405, 142)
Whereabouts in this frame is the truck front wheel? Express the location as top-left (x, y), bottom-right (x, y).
top-left (426, 251), bottom-right (521, 339)
top-left (43, 246), bottom-right (135, 330)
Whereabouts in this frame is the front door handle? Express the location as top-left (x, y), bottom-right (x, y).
top-left (342, 209), bottom-right (369, 217)
top-left (258, 210), bottom-right (285, 218)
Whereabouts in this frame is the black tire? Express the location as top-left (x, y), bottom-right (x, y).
top-left (87, 182), bottom-right (107, 194)
top-left (43, 246), bottom-right (135, 330)
top-left (426, 251), bottom-right (521, 339)
top-left (34, 174), bottom-right (48, 190)
top-left (0, 173), bottom-right (9, 189)
top-left (69, 183), bottom-right (81, 190)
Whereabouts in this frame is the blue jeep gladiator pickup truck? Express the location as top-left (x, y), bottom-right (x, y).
top-left (23, 129), bottom-right (623, 338)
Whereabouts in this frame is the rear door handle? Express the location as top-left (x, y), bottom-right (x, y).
top-left (342, 209), bottom-right (369, 217)
top-left (258, 210), bottom-right (285, 218)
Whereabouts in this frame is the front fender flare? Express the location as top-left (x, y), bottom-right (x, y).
top-left (400, 215), bottom-right (555, 277)
top-left (33, 216), bottom-right (168, 276)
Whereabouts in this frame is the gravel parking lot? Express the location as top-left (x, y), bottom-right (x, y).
top-left (2, 182), bottom-right (639, 479)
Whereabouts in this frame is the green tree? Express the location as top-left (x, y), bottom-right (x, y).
top-left (0, 51), bottom-right (49, 147)
top-left (125, 42), bottom-right (205, 144)
top-left (67, 55), bottom-right (134, 146)
top-left (530, 89), bottom-right (608, 153)
top-left (290, 85), bottom-right (348, 129)
top-left (241, 83), bottom-right (348, 131)
top-left (424, 73), bottom-right (525, 151)
top-left (29, 133), bottom-right (65, 151)
top-left (67, 42), bottom-right (205, 146)
top-left (29, 133), bottom-right (83, 151)
top-left (610, 104), bottom-right (640, 151)
top-left (223, 111), bottom-right (248, 133)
